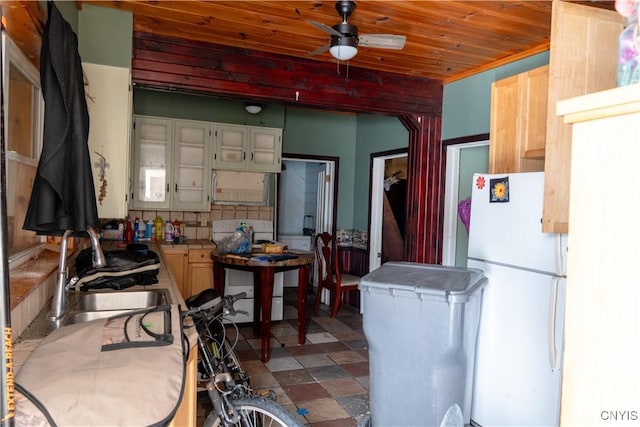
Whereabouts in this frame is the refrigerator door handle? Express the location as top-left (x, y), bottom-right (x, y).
top-left (548, 276), bottom-right (560, 370)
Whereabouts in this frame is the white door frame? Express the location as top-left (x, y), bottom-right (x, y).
top-left (442, 139), bottom-right (489, 266)
top-left (369, 151), bottom-right (407, 272)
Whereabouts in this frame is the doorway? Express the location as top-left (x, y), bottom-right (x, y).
top-left (369, 149), bottom-right (408, 272)
top-left (442, 137), bottom-right (489, 267)
top-left (275, 155), bottom-right (338, 294)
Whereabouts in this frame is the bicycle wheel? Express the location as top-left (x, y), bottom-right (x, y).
top-left (206, 394), bottom-right (303, 427)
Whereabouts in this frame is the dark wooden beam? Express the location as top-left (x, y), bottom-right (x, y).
top-left (132, 32), bottom-right (442, 116)
top-left (401, 114), bottom-right (444, 265)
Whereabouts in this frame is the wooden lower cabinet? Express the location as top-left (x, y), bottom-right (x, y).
top-left (169, 343), bottom-right (197, 427)
top-left (164, 248), bottom-right (189, 296)
top-left (187, 249), bottom-right (214, 297)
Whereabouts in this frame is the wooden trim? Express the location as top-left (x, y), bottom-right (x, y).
top-left (443, 133), bottom-right (490, 147)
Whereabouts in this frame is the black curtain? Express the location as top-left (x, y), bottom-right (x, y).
top-left (23, 1), bottom-right (97, 235)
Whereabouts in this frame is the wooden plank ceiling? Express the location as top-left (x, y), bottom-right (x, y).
top-left (2, 1), bottom-right (617, 84)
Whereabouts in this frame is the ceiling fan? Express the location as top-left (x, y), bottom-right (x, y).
top-left (307, 0), bottom-right (406, 61)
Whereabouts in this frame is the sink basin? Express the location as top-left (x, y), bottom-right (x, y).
top-left (74, 290), bottom-right (166, 311)
top-left (64, 289), bottom-right (169, 326)
top-left (66, 310), bottom-right (135, 325)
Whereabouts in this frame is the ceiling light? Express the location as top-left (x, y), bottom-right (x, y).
top-left (245, 103), bottom-right (263, 114)
top-left (329, 35), bottom-right (358, 61)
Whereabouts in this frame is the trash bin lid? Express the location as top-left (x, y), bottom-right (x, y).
top-left (358, 262), bottom-right (486, 303)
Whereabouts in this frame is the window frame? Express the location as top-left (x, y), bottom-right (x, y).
top-left (2, 32), bottom-right (46, 268)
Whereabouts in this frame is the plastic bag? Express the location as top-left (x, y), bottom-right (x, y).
top-left (458, 197), bottom-right (472, 233)
top-left (217, 227), bottom-right (251, 254)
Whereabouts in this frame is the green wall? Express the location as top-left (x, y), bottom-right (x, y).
top-left (353, 115), bottom-right (409, 230)
top-left (281, 109), bottom-right (358, 229)
top-left (78, 4), bottom-right (132, 68)
top-left (134, 89), bottom-right (285, 128)
top-left (442, 51), bottom-right (550, 140)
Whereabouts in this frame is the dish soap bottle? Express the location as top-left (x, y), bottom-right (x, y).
top-left (154, 215), bottom-right (164, 241)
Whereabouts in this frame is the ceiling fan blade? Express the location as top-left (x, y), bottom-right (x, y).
top-left (358, 34), bottom-right (406, 50)
top-left (308, 44), bottom-right (330, 56)
top-left (306, 19), bottom-right (343, 38)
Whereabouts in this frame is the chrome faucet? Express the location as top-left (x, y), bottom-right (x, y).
top-left (50, 226), bottom-right (107, 322)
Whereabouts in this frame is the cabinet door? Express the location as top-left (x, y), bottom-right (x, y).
top-left (188, 263), bottom-right (214, 298)
top-left (521, 66), bottom-right (548, 160)
top-left (164, 249), bottom-right (188, 297)
top-left (84, 63), bottom-right (132, 218)
top-left (213, 124), bottom-right (248, 170)
top-left (542, 1), bottom-right (623, 233)
top-left (133, 116), bottom-right (173, 210)
top-left (489, 67), bottom-right (547, 174)
top-left (249, 127), bottom-right (282, 173)
top-left (489, 74), bottom-right (519, 174)
top-left (173, 120), bottom-right (211, 211)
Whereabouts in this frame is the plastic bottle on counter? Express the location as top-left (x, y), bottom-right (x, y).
top-left (124, 220), bottom-right (133, 242)
top-left (133, 218), bottom-right (140, 242)
top-left (164, 221), bottom-right (175, 242)
top-left (144, 220), bottom-right (153, 240)
top-left (154, 215), bottom-right (164, 241)
top-left (172, 219), bottom-right (182, 238)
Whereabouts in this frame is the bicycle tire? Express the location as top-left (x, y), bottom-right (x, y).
top-left (205, 394), bottom-right (303, 427)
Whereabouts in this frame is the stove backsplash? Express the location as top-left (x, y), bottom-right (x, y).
top-left (126, 205), bottom-right (274, 241)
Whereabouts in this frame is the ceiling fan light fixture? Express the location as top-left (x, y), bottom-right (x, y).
top-left (245, 103), bottom-right (263, 114)
top-left (329, 44), bottom-right (358, 61)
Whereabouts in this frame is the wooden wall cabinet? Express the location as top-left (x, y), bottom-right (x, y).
top-left (489, 65), bottom-right (548, 174)
top-left (186, 249), bottom-right (214, 298)
top-left (541, 1), bottom-right (623, 233)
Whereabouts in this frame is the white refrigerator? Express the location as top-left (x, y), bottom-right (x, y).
top-left (466, 172), bottom-right (568, 427)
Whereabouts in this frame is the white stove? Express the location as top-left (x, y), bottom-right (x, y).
top-left (211, 219), bottom-right (283, 323)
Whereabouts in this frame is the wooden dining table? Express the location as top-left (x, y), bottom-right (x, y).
top-left (211, 250), bottom-right (314, 362)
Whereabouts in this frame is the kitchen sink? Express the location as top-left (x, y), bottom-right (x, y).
top-left (18, 288), bottom-right (170, 340)
top-left (74, 290), bottom-right (166, 311)
top-left (66, 310), bottom-right (136, 325)
top-left (65, 289), bottom-right (169, 325)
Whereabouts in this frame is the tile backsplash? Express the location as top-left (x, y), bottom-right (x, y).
top-left (126, 204), bottom-right (274, 241)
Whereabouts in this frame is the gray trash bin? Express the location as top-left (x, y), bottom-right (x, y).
top-left (359, 262), bottom-right (486, 427)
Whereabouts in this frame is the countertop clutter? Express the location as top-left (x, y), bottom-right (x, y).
top-left (12, 241), bottom-right (199, 426)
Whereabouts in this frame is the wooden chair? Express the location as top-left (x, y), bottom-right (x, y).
top-left (313, 232), bottom-right (361, 318)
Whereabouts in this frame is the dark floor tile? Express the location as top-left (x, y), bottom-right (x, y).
top-left (286, 343), bottom-right (323, 357)
top-left (272, 368), bottom-right (316, 386)
top-left (282, 382), bottom-right (332, 403)
top-left (341, 361), bottom-right (369, 377)
top-left (344, 339), bottom-right (368, 351)
top-left (310, 418), bottom-right (358, 427)
top-left (315, 341), bottom-right (351, 353)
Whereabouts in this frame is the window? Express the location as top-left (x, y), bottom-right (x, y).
top-left (2, 33), bottom-right (45, 265)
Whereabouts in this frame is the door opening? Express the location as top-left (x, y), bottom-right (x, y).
top-left (369, 149), bottom-right (408, 272)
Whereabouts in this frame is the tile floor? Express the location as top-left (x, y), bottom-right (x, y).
top-left (196, 287), bottom-right (370, 426)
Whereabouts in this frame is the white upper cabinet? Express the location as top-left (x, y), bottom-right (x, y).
top-left (173, 120), bottom-right (212, 211)
top-left (83, 63), bottom-right (132, 218)
top-left (213, 124), bottom-right (248, 171)
top-left (132, 116), bottom-right (172, 210)
top-left (132, 116), bottom-right (211, 212)
top-left (249, 127), bottom-right (282, 172)
top-left (213, 123), bottom-right (282, 173)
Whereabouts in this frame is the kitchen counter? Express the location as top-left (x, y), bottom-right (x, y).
top-left (14, 240), bottom-right (194, 362)
top-left (12, 240), bottom-right (200, 426)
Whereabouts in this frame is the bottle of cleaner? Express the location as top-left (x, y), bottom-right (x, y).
top-left (124, 219), bottom-right (133, 242)
top-left (144, 220), bottom-right (153, 240)
top-left (154, 215), bottom-right (164, 241)
top-left (164, 221), bottom-right (175, 242)
top-left (133, 218), bottom-right (140, 242)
